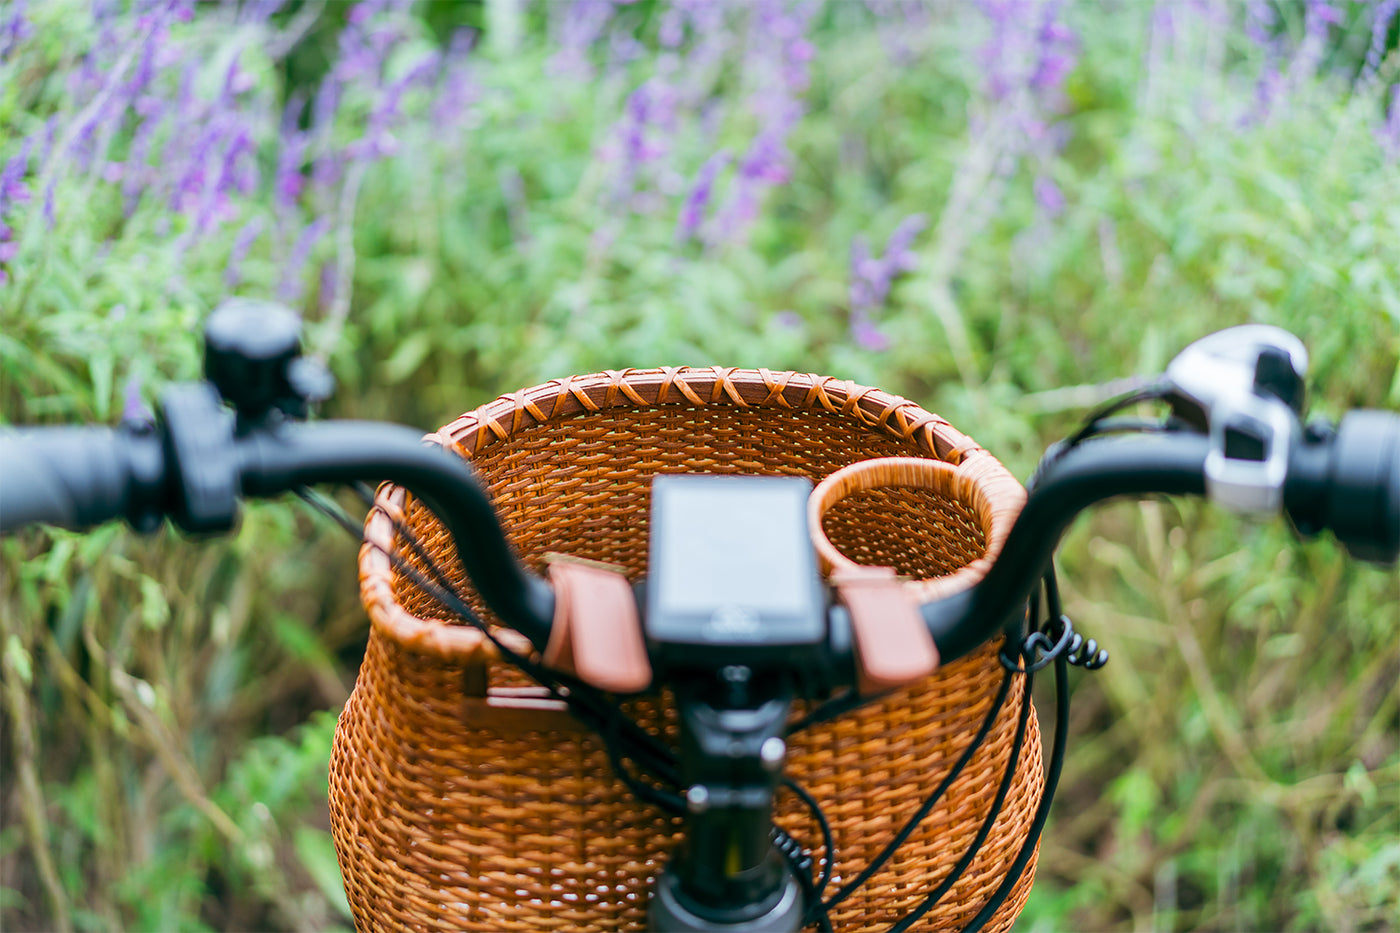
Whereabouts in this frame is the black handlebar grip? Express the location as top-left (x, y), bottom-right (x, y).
top-left (1322, 410), bottom-right (1400, 564)
top-left (0, 425), bottom-right (167, 535)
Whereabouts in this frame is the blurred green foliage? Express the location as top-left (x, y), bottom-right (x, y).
top-left (1, 1), bottom-right (1397, 931)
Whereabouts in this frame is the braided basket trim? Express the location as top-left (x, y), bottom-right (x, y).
top-left (359, 368), bottom-right (1025, 660)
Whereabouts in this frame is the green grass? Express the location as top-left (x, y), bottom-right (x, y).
top-left (1, 2), bottom-right (1396, 931)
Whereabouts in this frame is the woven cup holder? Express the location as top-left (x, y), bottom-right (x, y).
top-left (335, 368), bottom-right (1038, 932)
top-left (809, 456), bottom-right (1013, 603)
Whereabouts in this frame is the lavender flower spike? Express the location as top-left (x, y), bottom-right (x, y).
top-left (0, 139), bottom-right (33, 215)
top-left (1034, 175), bottom-right (1065, 217)
top-left (847, 213), bottom-right (927, 352)
top-left (0, 222), bottom-right (17, 286)
top-left (1360, 0), bottom-right (1400, 87)
top-left (677, 150), bottom-right (730, 242)
top-left (851, 310), bottom-right (891, 353)
top-left (225, 217), bottom-right (265, 289)
top-left (277, 217), bottom-right (330, 304)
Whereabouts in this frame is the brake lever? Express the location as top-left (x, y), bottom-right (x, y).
top-left (1163, 324), bottom-right (1308, 514)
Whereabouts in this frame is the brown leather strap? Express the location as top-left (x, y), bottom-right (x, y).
top-left (833, 566), bottom-right (940, 694)
top-left (544, 557), bottom-right (651, 694)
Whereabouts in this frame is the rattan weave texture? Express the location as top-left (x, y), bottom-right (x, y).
top-left (336, 368), bottom-right (1040, 932)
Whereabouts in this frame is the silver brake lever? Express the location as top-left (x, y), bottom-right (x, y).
top-left (1163, 325), bottom-right (1307, 514)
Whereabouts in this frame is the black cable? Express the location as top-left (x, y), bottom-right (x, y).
top-left (297, 486), bottom-right (366, 538)
top-left (1067, 416), bottom-right (1171, 442)
top-left (600, 708), bottom-right (686, 815)
top-left (313, 485), bottom-right (687, 790)
top-left (886, 660), bottom-right (1035, 933)
top-left (960, 646), bottom-right (1070, 931)
top-left (366, 489), bottom-right (684, 773)
top-left (1062, 383), bottom-right (1169, 449)
top-left (784, 779), bottom-right (835, 900)
top-left (1028, 385), bottom-right (1173, 494)
top-left (781, 778), bottom-right (835, 933)
top-left (822, 658), bottom-right (1016, 912)
top-left (959, 567), bottom-right (1075, 932)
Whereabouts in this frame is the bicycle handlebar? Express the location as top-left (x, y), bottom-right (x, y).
top-left (0, 415), bottom-right (558, 648)
top-left (924, 430), bottom-right (1212, 662)
top-left (0, 424), bottom-right (166, 533)
top-left (4, 401), bottom-right (1396, 683)
top-left (235, 420), bottom-right (556, 647)
top-left (5, 312), bottom-right (1394, 933)
top-left (924, 410), bottom-right (1400, 662)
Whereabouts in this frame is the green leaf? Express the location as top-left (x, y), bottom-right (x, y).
top-left (271, 612), bottom-right (339, 675)
top-left (90, 351), bottom-right (114, 422)
top-left (139, 575), bottom-right (170, 630)
top-left (4, 635), bottom-right (32, 685)
top-left (382, 332), bottom-right (434, 384)
top-left (293, 825), bottom-right (355, 923)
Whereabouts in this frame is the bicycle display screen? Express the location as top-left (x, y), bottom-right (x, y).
top-left (646, 474), bottom-right (826, 669)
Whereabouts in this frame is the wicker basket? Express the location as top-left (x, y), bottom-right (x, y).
top-left (333, 368), bottom-right (1039, 932)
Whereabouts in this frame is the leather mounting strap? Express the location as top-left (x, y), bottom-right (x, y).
top-left (833, 565), bottom-right (940, 694)
top-left (544, 556), bottom-right (652, 693)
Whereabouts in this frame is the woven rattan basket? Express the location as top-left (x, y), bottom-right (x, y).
top-left (334, 368), bottom-right (1039, 932)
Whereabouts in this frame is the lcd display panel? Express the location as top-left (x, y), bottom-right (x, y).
top-left (646, 474), bottom-right (825, 657)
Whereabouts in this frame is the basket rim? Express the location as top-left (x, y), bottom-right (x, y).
top-left (358, 367), bottom-right (1026, 660)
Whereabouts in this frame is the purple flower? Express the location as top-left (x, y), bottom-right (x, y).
top-left (225, 217), bottom-right (264, 289)
top-left (274, 131), bottom-right (309, 210)
top-left (1360, 0), bottom-right (1400, 87)
top-left (121, 375), bottom-right (153, 425)
top-left (1244, 0), bottom-right (1278, 51)
top-left (1309, 0), bottom-right (1342, 28)
top-left (677, 150), bottom-right (730, 242)
top-left (851, 311), bottom-right (891, 353)
top-left (1382, 85), bottom-right (1400, 161)
top-left (431, 29), bottom-right (480, 131)
top-left (1, 0), bottom-right (34, 58)
top-left (659, 7), bottom-right (686, 48)
top-left (605, 75), bottom-right (683, 206)
top-left (847, 214), bottom-right (926, 351)
top-left (1034, 175), bottom-right (1065, 217)
top-left (0, 140), bottom-right (32, 214)
top-left (850, 215), bottom-right (926, 311)
top-left (548, 0), bottom-right (617, 79)
top-left (707, 2), bottom-right (815, 245)
top-left (357, 49), bottom-right (440, 158)
top-left (883, 214), bottom-right (926, 271)
top-left (978, 0), bottom-right (1078, 103)
top-left (127, 22), bottom-right (161, 98)
top-left (219, 52), bottom-right (250, 105)
top-left (277, 217), bottom-right (329, 304)
top-left (1288, 0), bottom-right (1342, 85)
top-left (774, 310), bottom-right (803, 331)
